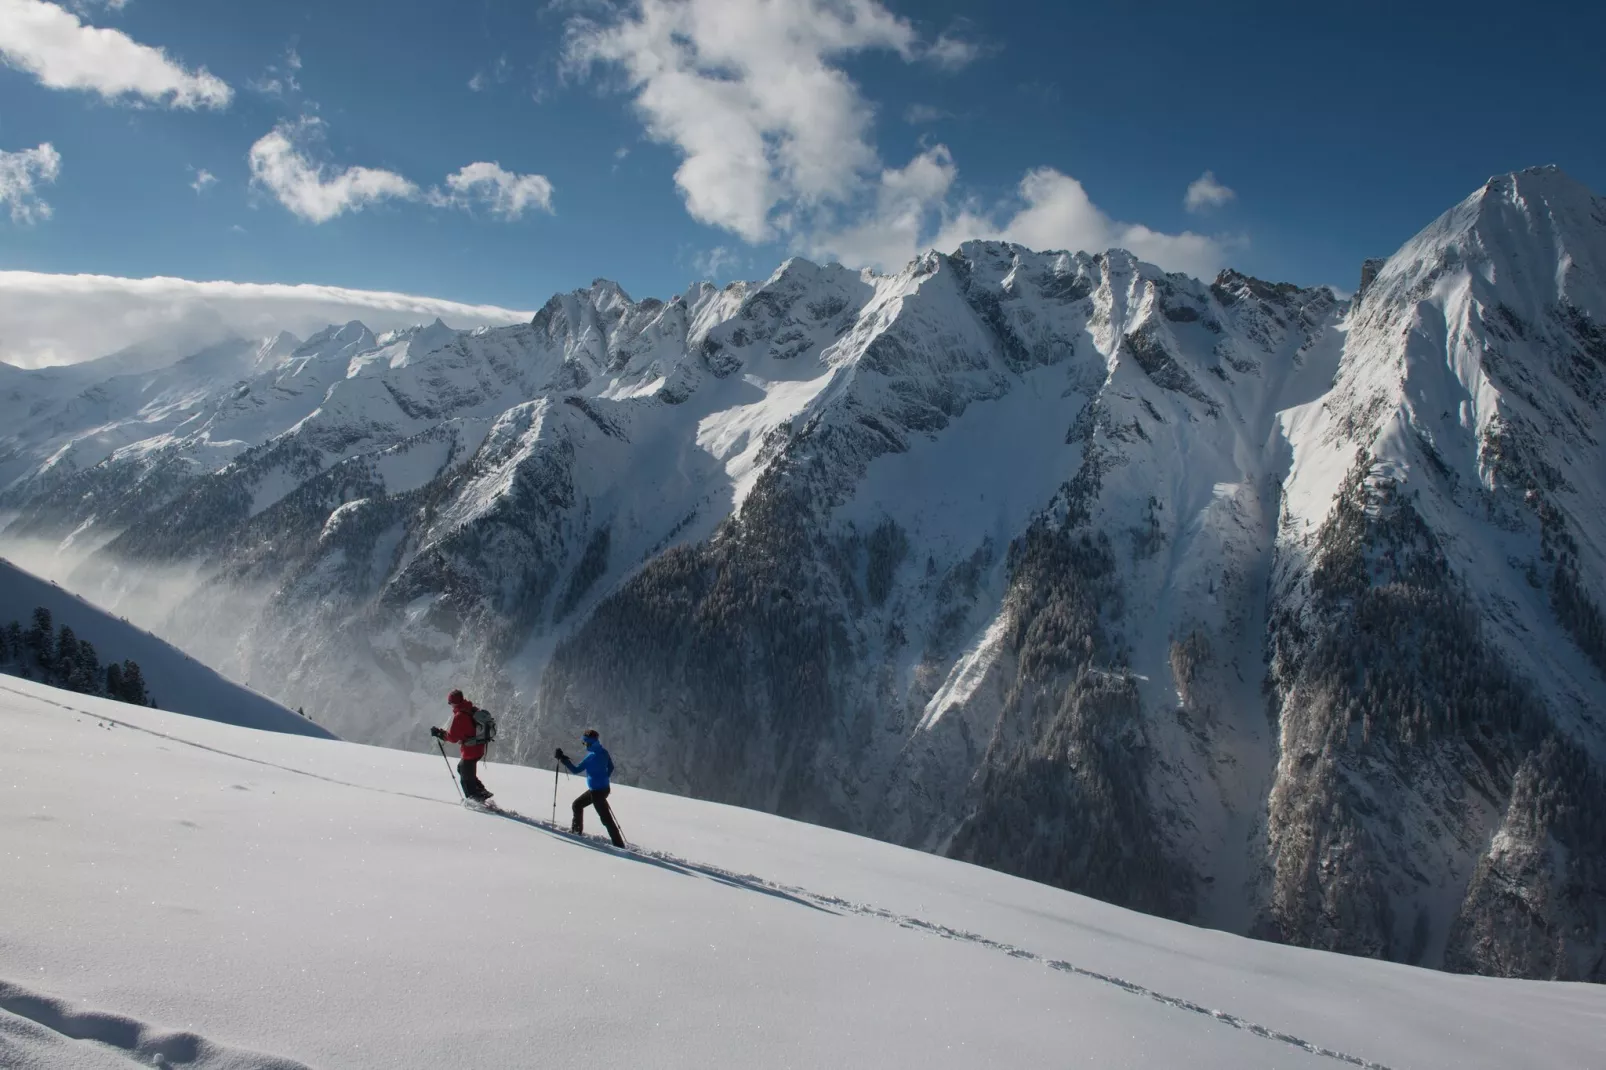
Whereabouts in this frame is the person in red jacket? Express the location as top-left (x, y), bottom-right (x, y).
top-left (431, 689), bottom-right (492, 802)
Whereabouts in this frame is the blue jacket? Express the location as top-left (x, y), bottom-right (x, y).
top-left (562, 738), bottom-right (613, 790)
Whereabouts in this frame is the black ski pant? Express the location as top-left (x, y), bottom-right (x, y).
top-left (458, 758), bottom-right (489, 800)
top-left (572, 787), bottom-right (623, 846)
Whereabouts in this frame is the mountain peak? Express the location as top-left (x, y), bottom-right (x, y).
top-left (292, 320), bottom-right (378, 363)
top-left (1364, 166), bottom-right (1605, 316)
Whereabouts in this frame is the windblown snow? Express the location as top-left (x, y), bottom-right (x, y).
top-left (0, 556), bottom-right (330, 739)
top-left (2, 680), bottom-right (1600, 1069)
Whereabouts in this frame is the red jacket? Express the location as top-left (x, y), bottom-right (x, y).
top-left (444, 703), bottom-right (486, 761)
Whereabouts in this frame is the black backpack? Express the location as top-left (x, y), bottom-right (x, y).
top-left (470, 706), bottom-right (497, 746)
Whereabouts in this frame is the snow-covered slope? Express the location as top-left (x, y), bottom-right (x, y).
top-left (2, 678), bottom-right (1600, 1070)
top-left (0, 556), bottom-right (331, 739)
top-left (2, 167), bottom-right (1605, 981)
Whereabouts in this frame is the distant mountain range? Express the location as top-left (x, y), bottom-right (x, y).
top-left (2, 166), bottom-right (1603, 981)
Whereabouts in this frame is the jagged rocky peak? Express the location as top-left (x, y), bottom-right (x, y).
top-left (945, 240), bottom-right (1100, 299)
top-left (1356, 258), bottom-right (1388, 297)
top-left (1210, 268), bottom-right (1311, 306)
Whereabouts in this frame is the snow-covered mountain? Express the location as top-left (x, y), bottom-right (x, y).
top-left (2, 166), bottom-right (1604, 981)
top-left (3, 679), bottom-right (1600, 1069)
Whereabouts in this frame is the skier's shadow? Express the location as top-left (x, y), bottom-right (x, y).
top-left (487, 807), bottom-right (838, 915)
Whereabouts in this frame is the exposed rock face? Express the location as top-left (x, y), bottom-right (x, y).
top-left (3, 167), bottom-right (1606, 981)
top-left (1357, 256), bottom-right (1388, 296)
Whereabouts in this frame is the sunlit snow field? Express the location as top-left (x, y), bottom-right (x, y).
top-left (2, 676), bottom-right (1601, 1069)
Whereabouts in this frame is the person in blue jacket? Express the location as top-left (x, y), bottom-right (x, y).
top-left (555, 729), bottom-right (624, 846)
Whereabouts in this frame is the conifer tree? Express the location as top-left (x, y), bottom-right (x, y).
top-left (120, 660), bottom-right (149, 706)
top-left (25, 607), bottom-right (53, 669)
top-left (70, 639), bottom-right (101, 695)
top-left (53, 625), bottom-right (78, 687)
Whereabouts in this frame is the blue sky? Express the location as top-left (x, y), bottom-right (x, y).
top-left (2, 0), bottom-right (1604, 324)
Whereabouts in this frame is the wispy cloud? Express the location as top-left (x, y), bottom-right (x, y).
top-left (0, 0), bottom-right (231, 108)
top-left (692, 245), bottom-right (743, 281)
top-left (189, 166), bottom-right (216, 194)
top-left (467, 53), bottom-right (512, 93)
top-left (922, 30), bottom-right (983, 70)
top-left (248, 44), bottom-right (303, 98)
top-left (1016, 79), bottom-right (1061, 106)
top-left (903, 103), bottom-right (949, 125)
top-left (0, 142), bottom-right (61, 223)
top-left (1184, 170), bottom-right (1235, 213)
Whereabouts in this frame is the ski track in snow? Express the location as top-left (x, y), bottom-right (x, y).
top-left (16, 685), bottom-right (1393, 1070)
top-left (0, 979), bottom-right (313, 1070)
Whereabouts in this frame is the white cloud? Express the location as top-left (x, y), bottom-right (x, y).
top-left (568, 1), bottom-right (1227, 279)
top-left (0, 271), bottom-right (533, 367)
top-left (804, 153), bottom-right (1228, 278)
top-left (931, 167), bottom-right (1230, 278)
top-left (0, 142), bottom-right (61, 223)
top-left (0, 0), bottom-right (231, 108)
top-left (807, 145), bottom-right (957, 270)
top-left (247, 119), bottom-right (557, 226)
top-left (438, 161), bottom-right (554, 220)
top-left (467, 71), bottom-right (487, 92)
top-left (1184, 170), bottom-right (1235, 213)
top-left (189, 167), bottom-right (216, 193)
top-left (248, 118), bottom-right (418, 224)
top-left (566, 0), bottom-right (919, 243)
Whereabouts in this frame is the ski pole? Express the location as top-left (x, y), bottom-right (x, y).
top-left (551, 761), bottom-right (560, 825)
top-left (437, 739), bottom-right (464, 802)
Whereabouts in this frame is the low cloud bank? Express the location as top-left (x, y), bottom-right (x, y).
top-left (0, 271), bottom-right (532, 367)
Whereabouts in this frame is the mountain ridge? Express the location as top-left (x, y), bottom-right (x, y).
top-left (2, 167), bottom-right (1604, 981)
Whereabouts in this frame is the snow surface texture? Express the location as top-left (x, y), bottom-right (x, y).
top-left (0, 556), bottom-right (331, 739)
top-left (2, 678), bottom-right (1602, 1070)
top-left (3, 168), bottom-right (1606, 979)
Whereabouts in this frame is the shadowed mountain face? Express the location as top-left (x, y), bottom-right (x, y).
top-left (4, 167), bottom-right (1605, 981)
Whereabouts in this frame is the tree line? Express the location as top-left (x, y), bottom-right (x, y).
top-left (0, 607), bottom-right (154, 706)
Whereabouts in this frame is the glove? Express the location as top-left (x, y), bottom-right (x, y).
top-left (554, 748), bottom-right (567, 762)
top-left (430, 726), bottom-right (446, 740)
